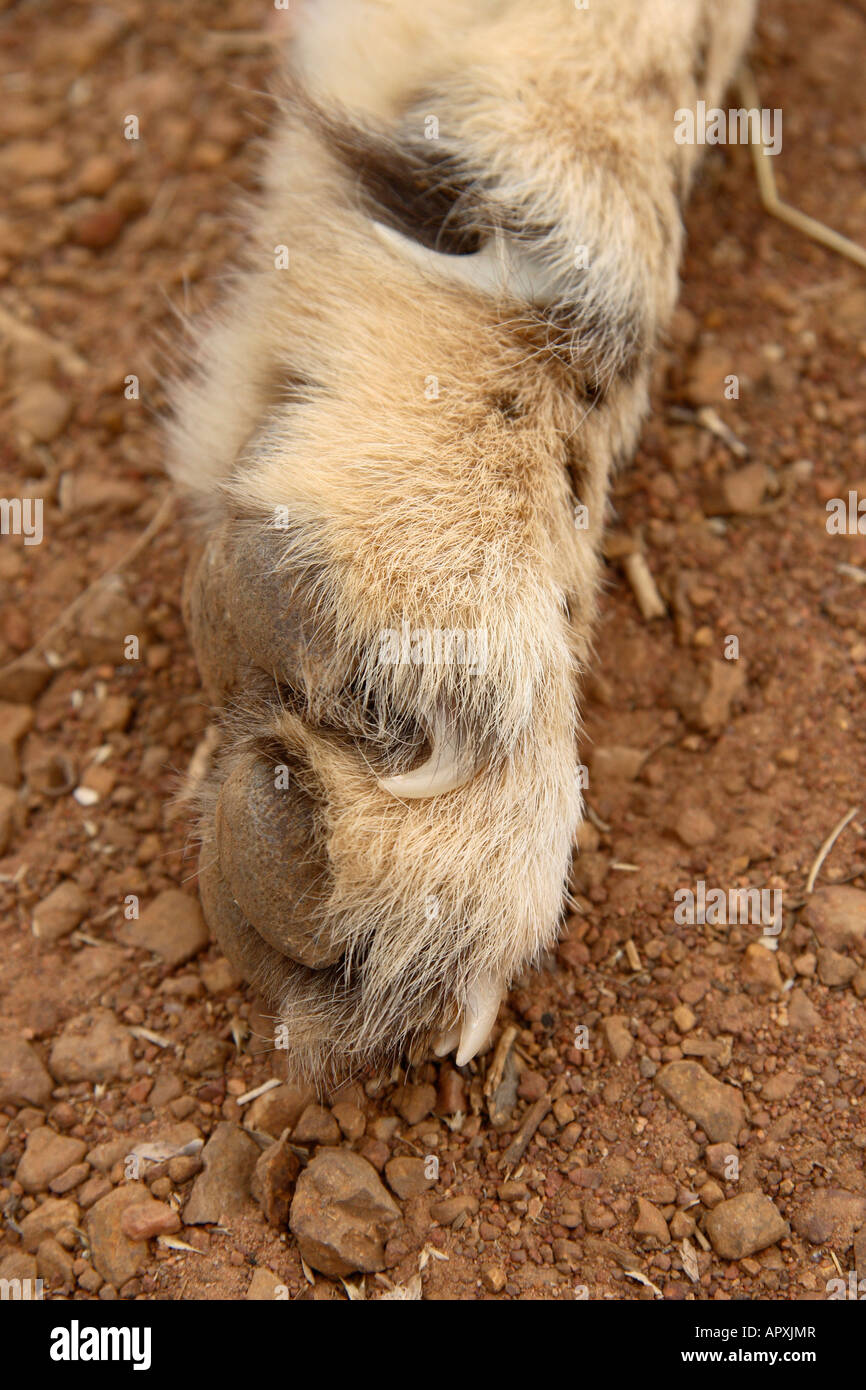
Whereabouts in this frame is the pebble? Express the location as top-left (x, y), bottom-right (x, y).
top-left (633, 1196), bottom-right (670, 1246)
top-left (72, 205), bottom-right (128, 249)
top-left (76, 154), bottom-right (120, 197)
top-left (655, 1061), bottom-right (746, 1143)
top-left (436, 1067), bottom-right (467, 1116)
top-left (430, 1194), bottom-right (479, 1225)
top-left (675, 807), bottom-right (717, 848)
top-left (588, 745), bottom-right (646, 783)
top-left (183, 1122), bottom-right (259, 1225)
top-left (792, 1189), bottom-right (866, 1246)
top-left (292, 1103), bottom-right (340, 1147)
top-left (331, 1100), bottom-right (366, 1141)
top-left (481, 1265), bottom-right (506, 1293)
top-left (384, 1156), bottom-right (436, 1200)
top-left (670, 658), bottom-right (746, 735)
top-left (11, 383), bottom-right (72, 443)
top-left (250, 1131), bottom-right (300, 1228)
top-left (802, 886), bottom-right (866, 952)
top-left (0, 1035), bottom-right (54, 1107)
top-left (392, 1082), bottom-right (436, 1126)
top-left (289, 1150), bottom-right (401, 1276)
top-left (740, 942), bottom-right (783, 994)
top-left (36, 1236), bottom-right (75, 1289)
top-left (117, 889), bottom-right (209, 968)
top-left (182, 1035), bottom-right (231, 1077)
top-left (86, 1183), bottom-right (151, 1285)
top-left (786, 988), bottom-right (820, 1032)
top-left (705, 1192), bottom-right (789, 1260)
top-left (200, 956), bottom-right (241, 994)
top-left (243, 1082), bottom-right (315, 1138)
top-left (32, 880), bottom-right (89, 942)
top-left (246, 1267), bottom-right (284, 1300)
top-left (702, 461), bottom-right (771, 516)
top-left (20, 1197), bottom-right (80, 1252)
top-left (601, 1015), bottom-right (633, 1062)
top-left (685, 343), bottom-right (733, 407)
top-left (49, 1009), bottom-right (132, 1083)
top-left (119, 1199), bottom-right (181, 1241)
top-left (16, 1127), bottom-right (88, 1194)
top-left (49, 1162), bottom-right (90, 1195)
top-left (816, 947), bottom-right (858, 987)
top-left (0, 785), bottom-right (23, 854)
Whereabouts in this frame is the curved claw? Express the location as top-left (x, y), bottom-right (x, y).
top-left (456, 975), bottom-right (503, 1067)
top-left (372, 221), bottom-right (558, 306)
top-left (377, 714), bottom-right (476, 800)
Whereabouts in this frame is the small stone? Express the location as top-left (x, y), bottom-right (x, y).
top-left (183, 1122), bottom-right (259, 1225)
top-left (116, 889), bottom-right (209, 969)
top-left (16, 1127), bottom-right (87, 1194)
top-left (243, 1082), bottom-right (315, 1138)
top-left (49, 1163), bottom-right (90, 1195)
top-left (200, 956), bottom-right (241, 994)
top-left (384, 1156), bottom-right (436, 1200)
top-left (670, 658), bottom-right (746, 735)
top-left (655, 1061), bottom-right (746, 1143)
top-left (49, 1008), bottom-right (132, 1083)
top-left (11, 383), bottom-right (71, 442)
top-left (705, 1193), bottom-right (789, 1260)
top-left (292, 1103), bottom-right (340, 1147)
top-left (601, 1015), bottom-right (633, 1062)
top-left (289, 1150), bottom-right (401, 1276)
top-left (685, 343), bottom-right (734, 407)
top-left (331, 1100), bottom-right (365, 1142)
top-left (699, 1180), bottom-right (725, 1209)
top-left (86, 1183), bottom-right (150, 1285)
top-left (73, 205), bottom-right (127, 249)
top-left (816, 947), bottom-right (858, 988)
top-left (740, 942), bottom-right (783, 994)
top-left (32, 880), bottom-right (89, 941)
top-left (182, 1035), bottom-right (231, 1077)
top-left (95, 695), bottom-right (133, 732)
top-left (675, 807), bottom-right (716, 848)
top-left (20, 1198), bottom-right (80, 1253)
top-left (672, 1004), bottom-right (696, 1033)
top-left (589, 745), bottom-right (646, 783)
top-left (119, 1200), bottom-right (181, 1241)
top-left (392, 1082), bottom-right (436, 1126)
top-left (761, 1071), bottom-right (800, 1102)
top-left (76, 154), bottom-right (119, 197)
top-left (481, 1265), bottom-right (506, 1293)
top-left (246, 1267), bottom-right (284, 1300)
top-left (0, 1035), bottom-right (54, 1107)
top-left (786, 988), bottom-right (820, 1032)
top-left (792, 1189), bottom-right (866, 1247)
top-left (430, 1194), bottom-right (479, 1225)
top-left (801, 886), bottom-right (866, 952)
top-left (0, 784), bottom-right (24, 854)
top-left (436, 1067), bottom-right (467, 1117)
top-left (250, 1131), bottom-right (301, 1228)
top-left (702, 461), bottom-right (772, 516)
top-left (670, 1210), bottom-right (696, 1240)
top-left (36, 1236), bottom-right (75, 1289)
top-left (633, 1196), bottom-right (670, 1246)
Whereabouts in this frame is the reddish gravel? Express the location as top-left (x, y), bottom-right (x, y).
top-left (0, 0), bottom-right (864, 1301)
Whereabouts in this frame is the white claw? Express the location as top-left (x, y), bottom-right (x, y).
top-left (372, 221), bottom-right (559, 306)
top-left (432, 1024), bottom-right (460, 1058)
top-left (377, 715), bottom-right (475, 800)
top-left (455, 976), bottom-right (502, 1067)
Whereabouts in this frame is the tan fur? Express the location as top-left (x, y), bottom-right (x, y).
top-left (168, 0), bottom-right (756, 1083)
